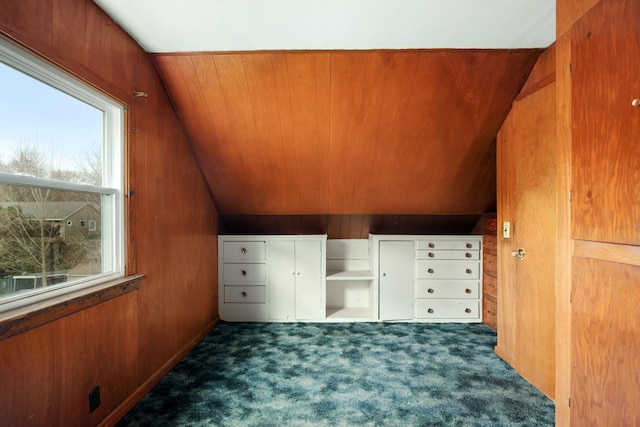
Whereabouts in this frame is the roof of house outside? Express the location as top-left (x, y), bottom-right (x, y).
top-left (0, 201), bottom-right (98, 221)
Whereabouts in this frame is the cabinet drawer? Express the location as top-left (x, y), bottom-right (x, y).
top-left (223, 263), bottom-right (266, 282)
top-left (222, 241), bottom-right (266, 261)
top-left (417, 250), bottom-right (479, 260)
top-left (416, 280), bottom-right (480, 299)
top-left (417, 240), bottom-right (480, 251)
top-left (416, 260), bottom-right (480, 279)
top-left (224, 285), bottom-right (266, 303)
top-left (416, 299), bottom-right (480, 319)
top-left (483, 275), bottom-right (497, 298)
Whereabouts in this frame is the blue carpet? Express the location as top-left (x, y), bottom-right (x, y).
top-left (118, 322), bottom-right (554, 426)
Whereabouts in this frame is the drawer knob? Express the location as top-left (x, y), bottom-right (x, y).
top-left (465, 288), bottom-right (472, 294)
top-left (428, 252), bottom-right (435, 258)
top-left (465, 268), bottom-right (472, 274)
top-left (427, 308), bottom-right (434, 314)
top-left (466, 243), bottom-right (472, 248)
top-left (465, 308), bottom-right (471, 313)
top-left (242, 270), bottom-right (247, 276)
top-left (465, 252), bottom-right (472, 258)
top-left (241, 291), bottom-right (247, 297)
top-left (427, 268), bottom-right (434, 274)
top-left (428, 243), bottom-right (435, 248)
top-left (427, 288), bottom-right (434, 293)
top-left (633, 98), bottom-right (640, 107)
top-left (241, 248), bottom-right (247, 254)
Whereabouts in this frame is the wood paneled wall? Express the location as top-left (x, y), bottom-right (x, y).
top-left (566, 0), bottom-right (640, 425)
top-left (154, 49), bottom-right (540, 216)
top-left (0, 0), bottom-right (219, 425)
top-left (218, 214), bottom-right (482, 238)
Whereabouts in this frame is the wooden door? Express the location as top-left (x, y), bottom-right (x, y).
top-left (496, 61), bottom-right (557, 398)
top-left (268, 240), bottom-right (295, 320)
top-left (294, 240), bottom-right (324, 320)
top-left (512, 83), bottom-right (557, 398)
top-left (379, 240), bottom-right (414, 320)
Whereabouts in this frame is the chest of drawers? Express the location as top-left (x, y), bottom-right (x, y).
top-left (219, 238), bottom-right (269, 321)
top-left (414, 237), bottom-right (482, 322)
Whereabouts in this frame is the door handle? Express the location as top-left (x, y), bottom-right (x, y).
top-left (511, 248), bottom-right (526, 260)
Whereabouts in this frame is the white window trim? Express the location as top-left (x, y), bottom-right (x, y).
top-left (0, 37), bottom-right (125, 314)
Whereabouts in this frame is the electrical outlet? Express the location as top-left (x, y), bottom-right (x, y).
top-left (503, 221), bottom-right (511, 239)
top-left (89, 385), bottom-right (101, 413)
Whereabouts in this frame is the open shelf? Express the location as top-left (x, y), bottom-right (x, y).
top-left (326, 270), bottom-right (373, 281)
top-left (326, 307), bottom-right (374, 320)
top-left (325, 239), bottom-right (376, 321)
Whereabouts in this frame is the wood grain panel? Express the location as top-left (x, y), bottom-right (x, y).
top-left (87, 293), bottom-right (138, 425)
top-left (571, 257), bottom-right (640, 426)
top-left (557, 0), bottom-right (601, 38)
top-left (284, 53), bottom-right (331, 213)
top-left (51, 310), bottom-right (87, 425)
top-left (0, 0), bottom-right (52, 47)
top-left (154, 49), bottom-right (540, 216)
top-left (448, 51), bottom-right (540, 214)
top-left (218, 214), bottom-right (481, 238)
top-left (574, 239), bottom-right (640, 266)
top-left (571, 0), bottom-right (640, 246)
top-left (554, 33), bottom-right (574, 426)
top-left (0, 324), bottom-right (54, 426)
top-left (154, 52), bottom-right (331, 214)
top-left (495, 106), bottom-right (516, 364)
top-left (52, 0), bottom-right (87, 62)
top-left (482, 213), bottom-right (498, 331)
top-left (512, 82), bottom-right (557, 398)
top-left (517, 44), bottom-right (556, 101)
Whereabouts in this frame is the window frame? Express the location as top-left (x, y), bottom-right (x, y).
top-left (0, 37), bottom-right (125, 314)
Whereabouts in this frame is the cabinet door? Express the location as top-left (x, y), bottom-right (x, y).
top-left (496, 67), bottom-right (556, 398)
top-left (379, 241), bottom-right (414, 320)
top-left (268, 241), bottom-right (295, 320)
top-left (295, 240), bottom-right (323, 320)
top-left (571, 0), bottom-right (640, 245)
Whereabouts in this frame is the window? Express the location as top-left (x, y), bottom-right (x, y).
top-left (0, 37), bottom-right (124, 313)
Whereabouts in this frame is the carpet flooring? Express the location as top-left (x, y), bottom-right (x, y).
top-left (118, 322), bottom-right (554, 426)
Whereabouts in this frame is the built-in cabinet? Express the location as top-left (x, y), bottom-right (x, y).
top-left (372, 235), bottom-right (483, 323)
top-left (219, 235), bottom-right (326, 321)
top-left (219, 234), bottom-right (482, 323)
top-left (268, 239), bottom-right (325, 320)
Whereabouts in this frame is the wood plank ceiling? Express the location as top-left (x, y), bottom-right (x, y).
top-left (153, 49), bottom-right (540, 217)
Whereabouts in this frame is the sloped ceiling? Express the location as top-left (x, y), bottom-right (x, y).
top-left (93, 1), bottom-right (554, 218)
